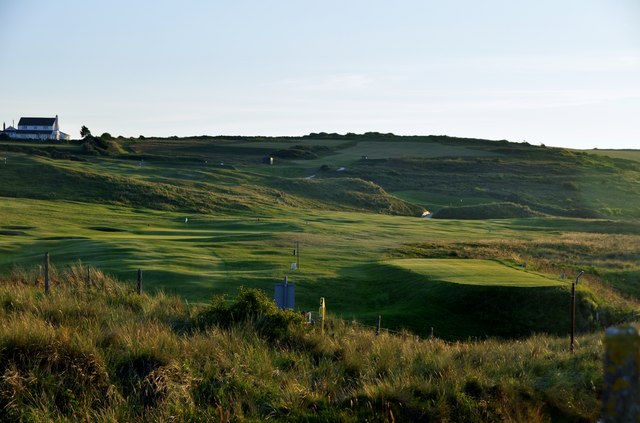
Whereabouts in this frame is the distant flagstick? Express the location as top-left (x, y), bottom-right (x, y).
top-left (292, 241), bottom-right (300, 270)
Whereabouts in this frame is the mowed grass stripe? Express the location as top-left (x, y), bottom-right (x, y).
top-left (387, 258), bottom-right (563, 287)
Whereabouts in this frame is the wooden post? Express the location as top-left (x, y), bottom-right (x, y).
top-left (570, 282), bottom-right (576, 352)
top-left (602, 326), bottom-right (640, 422)
top-left (86, 266), bottom-right (90, 288)
top-left (319, 297), bottom-right (326, 335)
top-left (44, 252), bottom-right (50, 294)
top-left (136, 269), bottom-right (142, 294)
top-left (430, 327), bottom-right (434, 339)
top-left (376, 315), bottom-right (381, 336)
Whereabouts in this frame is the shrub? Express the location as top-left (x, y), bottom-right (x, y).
top-left (81, 135), bottom-right (125, 156)
top-left (271, 145), bottom-right (332, 160)
top-left (196, 287), bottom-right (305, 342)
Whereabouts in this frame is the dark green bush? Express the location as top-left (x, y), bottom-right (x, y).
top-left (196, 287), bottom-right (305, 342)
top-left (81, 135), bottom-right (125, 155)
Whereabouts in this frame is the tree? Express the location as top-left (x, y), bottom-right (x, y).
top-left (80, 125), bottom-right (91, 138)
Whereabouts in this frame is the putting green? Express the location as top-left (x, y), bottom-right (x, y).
top-left (387, 258), bottom-right (563, 287)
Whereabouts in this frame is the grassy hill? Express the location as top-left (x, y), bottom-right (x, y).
top-left (0, 134), bottom-right (639, 340)
top-left (1, 133), bottom-right (639, 420)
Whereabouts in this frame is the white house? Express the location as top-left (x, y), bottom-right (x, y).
top-left (1, 115), bottom-right (70, 141)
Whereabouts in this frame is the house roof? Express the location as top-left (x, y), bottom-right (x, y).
top-left (18, 117), bottom-right (56, 126)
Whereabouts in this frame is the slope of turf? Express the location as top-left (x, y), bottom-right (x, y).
top-left (107, 134), bottom-right (640, 220)
top-left (308, 260), bottom-right (621, 339)
top-left (0, 152), bottom-right (419, 216)
top-left (345, 153), bottom-right (640, 218)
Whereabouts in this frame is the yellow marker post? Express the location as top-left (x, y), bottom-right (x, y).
top-left (319, 297), bottom-right (326, 335)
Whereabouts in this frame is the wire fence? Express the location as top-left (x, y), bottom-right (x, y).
top-left (5, 252), bottom-right (459, 343)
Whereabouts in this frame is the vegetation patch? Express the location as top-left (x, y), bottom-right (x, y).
top-left (82, 135), bottom-right (126, 156)
top-left (196, 287), bottom-right (306, 343)
top-left (268, 177), bottom-right (422, 216)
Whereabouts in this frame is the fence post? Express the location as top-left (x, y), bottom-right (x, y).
top-left (319, 297), bottom-right (326, 335)
top-left (602, 326), bottom-right (640, 422)
top-left (570, 282), bottom-right (576, 352)
top-left (376, 315), bottom-right (381, 336)
top-left (44, 252), bottom-right (50, 294)
top-left (136, 269), bottom-right (142, 294)
top-left (86, 266), bottom-right (90, 289)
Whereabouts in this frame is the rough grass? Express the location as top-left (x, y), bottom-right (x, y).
top-left (0, 267), bottom-right (613, 421)
top-left (268, 177), bottom-right (423, 216)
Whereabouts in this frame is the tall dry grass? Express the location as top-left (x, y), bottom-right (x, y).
top-left (0, 265), bottom-right (612, 421)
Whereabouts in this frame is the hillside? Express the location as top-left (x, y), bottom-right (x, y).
top-left (0, 134), bottom-right (639, 340)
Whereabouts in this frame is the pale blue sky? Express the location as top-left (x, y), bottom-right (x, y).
top-left (1, 1), bottom-right (639, 148)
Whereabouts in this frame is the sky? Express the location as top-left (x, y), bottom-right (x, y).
top-left (1, 0), bottom-right (639, 149)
